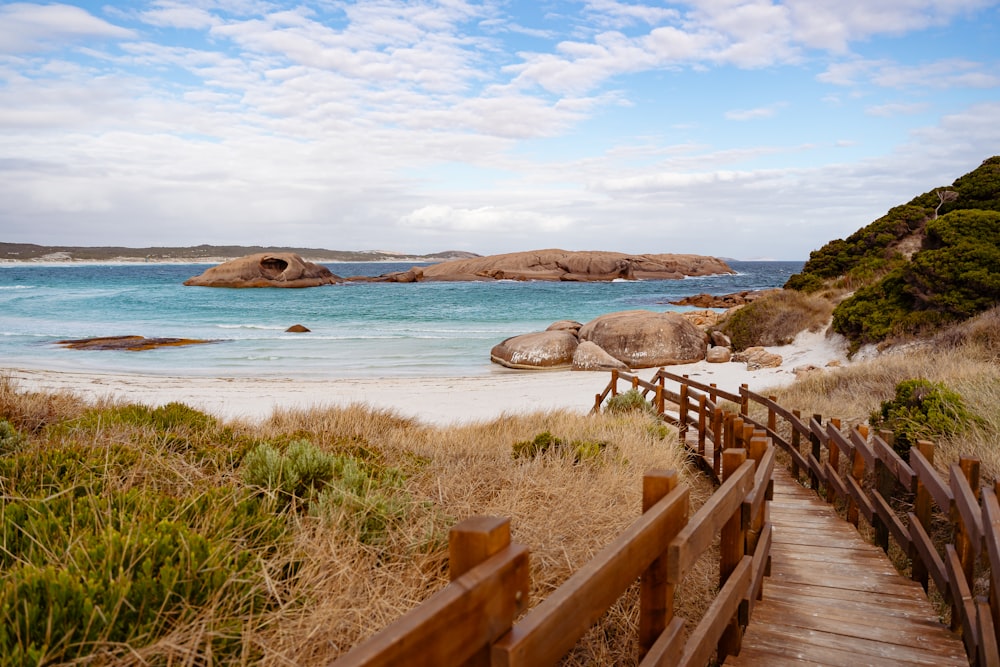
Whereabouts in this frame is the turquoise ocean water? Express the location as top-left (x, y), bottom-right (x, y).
top-left (0, 261), bottom-right (803, 378)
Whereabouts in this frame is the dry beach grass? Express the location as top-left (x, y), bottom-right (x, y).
top-left (0, 380), bottom-right (715, 665)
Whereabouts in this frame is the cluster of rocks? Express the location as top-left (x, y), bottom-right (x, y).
top-left (492, 310), bottom-right (786, 372)
top-left (183, 250), bottom-right (734, 288)
top-left (491, 310), bottom-right (709, 371)
top-left (668, 289), bottom-right (780, 308)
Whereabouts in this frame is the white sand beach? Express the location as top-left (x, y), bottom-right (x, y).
top-left (6, 330), bottom-right (849, 426)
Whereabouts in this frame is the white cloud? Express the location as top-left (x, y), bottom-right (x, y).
top-left (399, 204), bottom-right (573, 233)
top-left (0, 3), bottom-right (135, 53)
top-left (820, 55), bottom-right (1000, 93)
top-left (725, 102), bottom-right (788, 121)
top-left (866, 102), bottom-right (930, 117)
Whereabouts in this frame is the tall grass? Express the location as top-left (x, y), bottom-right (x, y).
top-left (0, 378), bottom-right (709, 665)
top-left (761, 309), bottom-right (1000, 476)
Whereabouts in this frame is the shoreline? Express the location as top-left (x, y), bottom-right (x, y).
top-left (6, 330), bottom-right (849, 426)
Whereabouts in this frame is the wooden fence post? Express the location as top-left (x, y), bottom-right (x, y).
top-left (767, 397), bottom-right (777, 434)
top-left (846, 425), bottom-right (868, 528)
top-left (713, 407), bottom-right (724, 478)
top-left (911, 440), bottom-right (935, 590)
top-left (657, 370), bottom-right (666, 415)
top-left (449, 517), bottom-right (516, 667)
top-left (719, 449), bottom-right (749, 662)
top-left (958, 457), bottom-right (981, 593)
top-left (826, 418), bottom-right (841, 504)
top-left (639, 470), bottom-right (681, 658)
top-left (791, 409), bottom-right (802, 483)
top-left (809, 414), bottom-right (822, 492)
top-left (873, 430), bottom-right (895, 553)
top-left (697, 395), bottom-right (707, 457)
top-left (610, 369), bottom-right (619, 397)
top-left (740, 384), bottom-right (749, 416)
top-left (678, 383), bottom-right (689, 445)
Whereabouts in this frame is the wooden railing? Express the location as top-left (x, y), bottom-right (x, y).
top-left (596, 367), bottom-right (1000, 666)
top-left (333, 443), bottom-right (773, 665)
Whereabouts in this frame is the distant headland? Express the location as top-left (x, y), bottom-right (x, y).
top-left (0, 243), bottom-right (479, 264)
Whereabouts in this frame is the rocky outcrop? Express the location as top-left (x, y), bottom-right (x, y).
top-left (184, 253), bottom-right (340, 288)
top-left (364, 250), bottom-right (733, 283)
top-left (578, 310), bottom-right (707, 368)
top-left (669, 289), bottom-right (779, 308)
top-left (490, 330), bottom-right (579, 370)
top-left (572, 341), bottom-right (630, 371)
top-left (285, 324), bottom-right (311, 333)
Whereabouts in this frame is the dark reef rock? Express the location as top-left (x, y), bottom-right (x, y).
top-left (57, 336), bottom-right (216, 351)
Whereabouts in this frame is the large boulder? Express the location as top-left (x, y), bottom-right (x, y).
top-left (490, 330), bottom-right (579, 370)
top-left (572, 341), bottom-right (630, 371)
top-left (368, 249), bottom-right (733, 282)
top-left (579, 310), bottom-right (707, 368)
top-left (184, 253), bottom-right (340, 288)
top-left (734, 347), bottom-right (783, 370)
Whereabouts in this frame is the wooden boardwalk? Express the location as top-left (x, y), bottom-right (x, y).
top-left (726, 466), bottom-right (968, 666)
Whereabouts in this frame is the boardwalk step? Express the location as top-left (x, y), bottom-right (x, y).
top-left (725, 466), bottom-right (967, 666)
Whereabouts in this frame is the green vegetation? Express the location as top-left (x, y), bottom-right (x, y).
top-left (604, 389), bottom-right (656, 415)
top-left (784, 204), bottom-right (928, 292)
top-left (832, 209), bottom-right (1000, 348)
top-left (719, 289), bottom-right (833, 350)
top-left (870, 379), bottom-right (977, 457)
top-left (512, 430), bottom-right (610, 463)
top-left (0, 395), bottom-right (419, 664)
top-left (0, 379), bottom-right (691, 664)
top-left (785, 157), bottom-right (1000, 348)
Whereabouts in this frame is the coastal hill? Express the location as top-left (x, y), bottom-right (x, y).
top-left (0, 243), bottom-right (478, 264)
top-left (782, 156), bottom-right (1000, 349)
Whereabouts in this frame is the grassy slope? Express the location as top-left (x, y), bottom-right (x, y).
top-left (0, 382), bottom-right (711, 666)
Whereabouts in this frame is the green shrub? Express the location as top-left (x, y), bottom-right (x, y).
top-left (604, 389), bottom-right (656, 415)
top-left (0, 465), bottom-right (284, 664)
top-left (241, 439), bottom-right (338, 506)
top-left (512, 431), bottom-right (564, 458)
top-left (720, 290), bottom-right (832, 351)
top-left (512, 431), bottom-right (610, 463)
top-left (0, 420), bottom-right (24, 455)
top-left (870, 379), bottom-right (976, 456)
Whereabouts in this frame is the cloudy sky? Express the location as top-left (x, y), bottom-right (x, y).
top-left (1, 1), bottom-right (998, 259)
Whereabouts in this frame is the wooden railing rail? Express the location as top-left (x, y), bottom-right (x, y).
top-left (594, 367), bottom-right (1000, 666)
top-left (335, 451), bottom-right (771, 667)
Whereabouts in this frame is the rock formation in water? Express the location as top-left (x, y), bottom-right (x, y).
top-left (57, 336), bottom-right (215, 351)
top-left (363, 249), bottom-right (733, 283)
top-left (184, 253), bottom-right (340, 288)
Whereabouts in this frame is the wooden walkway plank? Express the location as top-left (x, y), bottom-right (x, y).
top-left (726, 466), bottom-right (967, 667)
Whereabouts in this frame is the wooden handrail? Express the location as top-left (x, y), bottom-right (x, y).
top-left (343, 367), bottom-right (1000, 667)
top-left (594, 368), bottom-right (1000, 666)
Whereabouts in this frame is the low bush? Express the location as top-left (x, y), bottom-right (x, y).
top-left (512, 431), bottom-right (610, 463)
top-left (604, 389), bottom-right (656, 415)
top-left (720, 289), bottom-right (833, 351)
top-left (0, 420), bottom-right (24, 455)
top-left (870, 379), bottom-right (977, 456)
